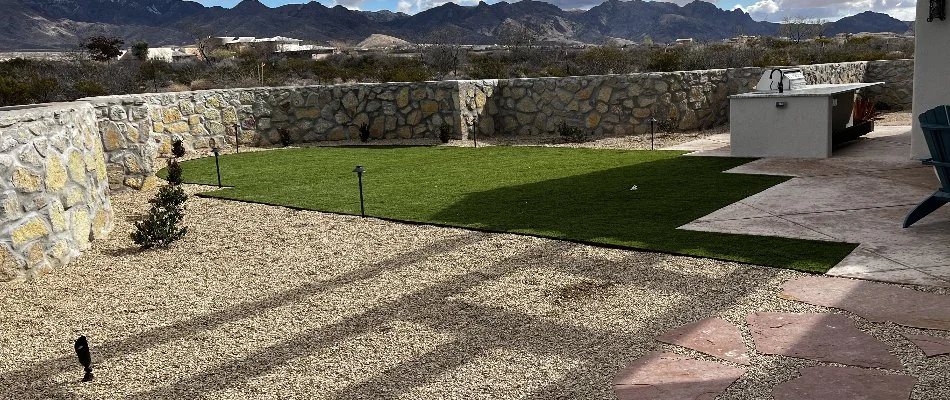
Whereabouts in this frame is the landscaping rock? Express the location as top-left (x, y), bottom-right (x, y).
top-left (746, 312), bottom-right (901, 369)
top-left (772, 366), bottom-right (915, 400)
top-left (782, 276), bottom-right (950, 331)
top-left (613, 352), bottom-right (746, 400)
top-left (655, 317), bottom-right (750, 365)
top-left (903, 334), bottom-right (950, 357)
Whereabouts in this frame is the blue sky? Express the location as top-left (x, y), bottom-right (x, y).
top-left (193, 0), bottom-right (916, 22)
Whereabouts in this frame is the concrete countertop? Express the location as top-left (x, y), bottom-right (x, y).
top-left (729, 82), bottom-right (885, 99)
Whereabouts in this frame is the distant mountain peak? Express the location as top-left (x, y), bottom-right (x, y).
top-left (0, 0), bottom-right (912, 50)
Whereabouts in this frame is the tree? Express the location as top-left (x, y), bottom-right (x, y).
top-left (131, 184), bottom-right (188, 249)
top-left (131, 41), bottom-right (149, 61)
top-left (84, 36), bottom-right (124, 62)
top-left (780, 17), bottom-right (826, 42)
top-left (423, 27), bottom-right (466, 78)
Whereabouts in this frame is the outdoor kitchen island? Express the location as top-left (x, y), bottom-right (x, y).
top-left (729, 82), bottom-right (884, 158)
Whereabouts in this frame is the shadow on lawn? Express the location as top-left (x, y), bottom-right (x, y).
top-left (427, 157), bottom-right (857, 271)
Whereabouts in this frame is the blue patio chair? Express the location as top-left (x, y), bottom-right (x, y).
top-left (903, 105), bottom-right (950, 228)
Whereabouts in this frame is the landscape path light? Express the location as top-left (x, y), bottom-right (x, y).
top-left (74, 336), bottom-right (94, 382)
top-left (211, 139), bottom-right (222, 187)
top-left (233, 123), bottom-right (240, 153)
top-left (650, 116), bottom-right (657, 150)
top-left (353, 165), bottom-right (366, 217)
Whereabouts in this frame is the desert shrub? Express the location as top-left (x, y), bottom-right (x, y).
top-left (468, 54), bottom-right (506, 79)
top-left (647, 49), bottom-right (684, 72)
top-left (439, 125), bottom-right (452, 143)
top-left (279, 130), bottom-right (292, 146)
top-left (358, 123), bottom-right (371, 142)
top-left (131, 184), bottom-right (188, 249)
top-left (171, 139), bottom-right (186, 158)
top-left (376, 57), bottom-right (431, 82)
top-left (576, 46), bottom-right (630, 75)
top-left (166, 158), bottom-right (183, 184)
top-left (74, 80), bottom-right (107, 97)
top-left (189, 79), bottom-right (215, 90)
top-left (165, 83), bottom-right (190, 92)
top-left (656, 115), bottom-right (678, 133)
top-left (558, 121), bottom-right (591, 143)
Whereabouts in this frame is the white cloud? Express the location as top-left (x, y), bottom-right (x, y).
top-left (736, 0), bottom-right (780, 15)
top-left (730, 0), bottom-right (916, 21)
top-left (398, 0), bottom-right (413, 12)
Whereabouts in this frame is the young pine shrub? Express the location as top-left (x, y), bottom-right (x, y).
top-left (439, 124), bottom-right (452, 143)
top-left (358, 123), bottom-right (371, 143)
top-left (279, 129), bottom-right (292, 147)
top-left (166, 158), bottom-right (183, 185)
top-left (131, 185), bottom-right (188, 249)
top-left (557, 121), bottom-right (591, 143)
top-left (171, 139), bottom-right (186, 158)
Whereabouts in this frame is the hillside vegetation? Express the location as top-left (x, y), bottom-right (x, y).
top-left (0, 36), bottom-right (912, 107)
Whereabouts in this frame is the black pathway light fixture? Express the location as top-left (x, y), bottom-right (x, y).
top-left (233, 123), bottom-right (240, 154)
top-left (74, 336), bottom-right (94, 382)
top-left (353, 165), bottom-right (366, 217)
top-left (930, 0), bottom-right (946, 22)
top-left (210, 138), bottom-right (222, 187)
top-left (472, 126), bottom-right (478, 148)
top-left (649, 116), bottom-right (657, 150)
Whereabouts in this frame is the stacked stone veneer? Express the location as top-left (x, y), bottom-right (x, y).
top-left (86, 60), bottom-right (913, 192)
top-left (0, 59), bottom-right (914, 280)
top-left (87, 82), bottom-right (460, 189)
top-left (0, 102), bottom-right (113, 281)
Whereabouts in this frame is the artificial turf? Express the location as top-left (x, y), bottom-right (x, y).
top-left (168, 146), bottom-right (857, 273)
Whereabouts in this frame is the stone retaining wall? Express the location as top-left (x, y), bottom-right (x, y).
top-left (0, 102), bottom-right (113, 281)
top-left (81, 59), bottom-right (913, 193)
top-left (0, 59), bottom-right (914, 280)
top-left (866, 59), bottom-right (914, 110)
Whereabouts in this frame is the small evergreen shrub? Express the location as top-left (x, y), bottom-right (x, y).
top-left (557, 121), bottom-right (591, 143)
top-left (171, 139), bottom-right (186, 158)
top-left (279, 130), bottom-right (292, 147)
top-left (358, 123), bottom-right (371, 142)
top-left (166, 158), bottom-right (183, 185)
top-left (439, 125), bottom-right (452, 143)
top-left (131, 185), bottom-right (188, 249)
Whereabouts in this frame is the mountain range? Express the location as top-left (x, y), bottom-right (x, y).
top-left (0, 0), bottom-right (914, 50)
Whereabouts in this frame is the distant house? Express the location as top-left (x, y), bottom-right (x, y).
top-left (215, 36), bottom-right (305, 52)
top-left (673, 38), bottom-right (695, 45)
top-left (118, 47), bottom-right (196, 62)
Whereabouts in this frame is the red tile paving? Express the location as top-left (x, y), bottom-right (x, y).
top-left (903, 334), bottom-right (950, 357)
top-left (613, 352), bottom-right (746, 400)
top-left (781, 276), bottom-right (950, 331)
top-left (772, 366), bottom-right (916, 400)
top-left (655, 318), bottom-right (750, 365)
top-left (746, 312), bottom-right (901, 369)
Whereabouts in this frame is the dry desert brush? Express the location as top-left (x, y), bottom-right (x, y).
top-left (131, 184), bottom-right (188, 249)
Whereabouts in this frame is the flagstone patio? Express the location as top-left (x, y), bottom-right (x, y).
top-left (669, 125), bottom-right (950, 287)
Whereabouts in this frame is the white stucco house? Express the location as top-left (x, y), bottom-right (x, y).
top-left (911, 0), bottom-right (948, 158)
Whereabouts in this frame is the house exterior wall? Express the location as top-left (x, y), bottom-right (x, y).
top-left (912, 3), bottom-right (950, 158)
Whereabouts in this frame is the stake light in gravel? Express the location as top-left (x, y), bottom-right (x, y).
top-left (74, 336), bottom-right (94, 382)
top-left (353, 165), bottom-right (366, 217)
top-left (211, 139), bottom-right (222, 188)
top-left (650, 116), bottom-right (657, 150)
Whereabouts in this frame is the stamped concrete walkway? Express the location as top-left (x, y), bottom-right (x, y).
top-left (667, 126), bottom-right (950, 287)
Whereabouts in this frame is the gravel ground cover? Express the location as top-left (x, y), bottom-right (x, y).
top-left (1, 181), bottom-right (948, 399)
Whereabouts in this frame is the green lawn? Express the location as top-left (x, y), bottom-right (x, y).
top-left (168, 146), bottom-right (857, 273)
